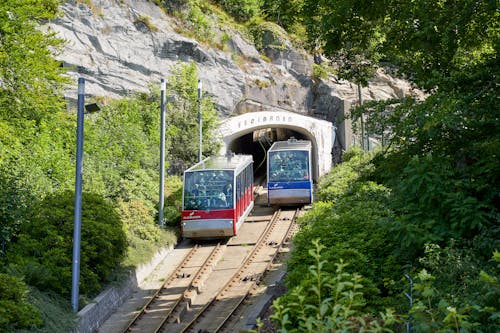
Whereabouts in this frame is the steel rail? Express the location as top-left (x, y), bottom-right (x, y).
top-left (122, 244), bottom-right (200, 333)
top-left (153, 242), bottom-right (224, 332)
top-left (179, 210), bottom-right (282, 333)
top-left (214, 208), bottom-right (300, 332)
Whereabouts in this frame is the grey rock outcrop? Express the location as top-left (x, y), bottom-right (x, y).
top-left (47, 0), bottom-right (419, 121)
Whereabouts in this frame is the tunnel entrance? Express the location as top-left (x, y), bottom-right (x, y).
top-left (227, 128), bottom-right (308, 184)
top-left (218, 111), bottom-right (334, 181)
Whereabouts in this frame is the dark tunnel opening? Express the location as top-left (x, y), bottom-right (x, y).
top-left (227, 128), bottom-right (308, 184)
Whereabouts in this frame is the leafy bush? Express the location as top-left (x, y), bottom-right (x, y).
top-left (289, 153), bottom-right (400, 310)
top-left (215, 0), bottom-right (262, 22)
top-left (247, 18), bottom-right (288, 52)
top-left (7, 192), bottom-right (126, 300)
top-left (409, 249), bottom-right (500, 332)
top-left (312, 63), bottom-right (328, 80)
top-left (0, 273), bottom-right (42, 331)
top-left (119, 199), bottom-right (161, 242)
top-left (272, 240), bottom-right (397, 332)
top-left (317, 147), bottom-right (371, 203)
top-left (162, 175), bottom-right (183, 226)
top-left (386, 154), bottom-right (495, 259)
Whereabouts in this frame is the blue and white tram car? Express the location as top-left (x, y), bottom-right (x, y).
top-left (181, 154), bottom-right (254, 239)
top-left (267, 138), bottom-right (313, 205)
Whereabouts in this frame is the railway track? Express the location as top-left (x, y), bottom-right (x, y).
top-left (121, 206), bottom-right (301, 333)
top-left (123, 242), bottom-right (226, 332)
top-left (179, 209), bottom-right (299, 333)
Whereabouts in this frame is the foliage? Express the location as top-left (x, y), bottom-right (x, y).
top-left (247, 18), bottom-right (289, 53)
top-left (186, 2), bottom-right (215, 41)
top-left (272, 240), bottom-right (397, 332)
top-left (289, 151), bottom-right (400, 311)
top-left (14, 288), bottom-right (76, 333)
top-left (84, 93), bottom-right (161, 204)
top-left (0, 273), bottom-right (42, 331)
top-left (408, 247), bottom-right (500, 332)
top-left (6, 192), bottom-right (126, 300)
top-left (214, 0), bottom-right (262, 22)
top-left (261, 0), bottom-right (304, 32)
top-left (317, 147), bottom-right (371, 203)
top-left (165, 61), bottom-right (220, 173)
top-left (0, 0), bottom-right (68, 121)
top-left (311, 64), bottom-right (328, 80)
top-left (162, 175), bottom-right (183, 227)
top-left (385, 153), bottom-right (497, 259)
top-left (301, 0), bottom-right (383, 85)
top-left (0, 112), bottom-right (76, 252)
top-left (301, 0), bottom-right (498, 90)
top-left (165, 0), bottom-right (217, 43)
top-left (134, 15), bottom-right (158, 32)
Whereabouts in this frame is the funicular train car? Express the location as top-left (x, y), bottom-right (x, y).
top-left (181, 154), bottom-right (254, 239)
top-left (267, 138), bottom-right (313, 205)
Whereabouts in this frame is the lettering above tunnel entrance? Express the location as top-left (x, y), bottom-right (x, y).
top-left (218, 111), bottom-right (335, 180)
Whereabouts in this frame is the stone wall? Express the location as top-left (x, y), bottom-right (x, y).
top-left (74, 244), bottom-right (173, 333)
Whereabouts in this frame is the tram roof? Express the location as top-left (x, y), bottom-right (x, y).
top-left (185, 154), bottom-right (253, 172)
top-left (269, 139), bottom-right (311, 152)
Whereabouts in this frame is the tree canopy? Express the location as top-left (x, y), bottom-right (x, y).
top-left (0, 0), bottom-right (67, 121)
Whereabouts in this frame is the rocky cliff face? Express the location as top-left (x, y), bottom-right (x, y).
top-left (47, 0), bottom-right (418, 122)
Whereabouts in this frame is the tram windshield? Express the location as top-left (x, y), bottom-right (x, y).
top-left (269, 150), bottom-right (309, 182)
top-left (184, 170), bottom-right (234, 210)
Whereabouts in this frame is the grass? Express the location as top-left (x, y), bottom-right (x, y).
top-left (16, 289), bottom-right (76, 333)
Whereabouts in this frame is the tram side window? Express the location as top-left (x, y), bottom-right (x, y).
top-left (250, 163), bottom-right (254, 185)
top-left (269, 151), bottom-right (309, 182)
top-left (184, 170), bottom-right (234, 210)
top-left (247, 164), bottom-right (253, 190)
top-left (236, 173), bottom-right (242, 202)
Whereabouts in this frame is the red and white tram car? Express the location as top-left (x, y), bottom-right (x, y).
top-left (181, 154), bottom-right (254, 239)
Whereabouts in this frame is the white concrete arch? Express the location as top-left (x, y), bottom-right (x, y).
top-left (218, 111), bottom-right (335, 180)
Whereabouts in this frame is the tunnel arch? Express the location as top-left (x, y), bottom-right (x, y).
top-left (218, 111), bottom-right (335, 181)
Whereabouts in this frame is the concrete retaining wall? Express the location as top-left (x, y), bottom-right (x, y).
top-left (74, 244), bottom-right (174, 333)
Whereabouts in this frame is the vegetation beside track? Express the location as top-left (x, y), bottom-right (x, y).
top-left (1, 0), bottom-right (498, 332)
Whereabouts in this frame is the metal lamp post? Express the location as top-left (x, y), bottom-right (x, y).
top-left (71, 78), bottom-right (99, 313)
top-left (71, 78), bottom-right (86, 313)
top-left (159, 79), bottom-right (166, 228)
top-left (198, 79), bottom-right (202, 163)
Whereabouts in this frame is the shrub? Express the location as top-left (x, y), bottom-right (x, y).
top-left (118, 199), bottom-right (161, 242)
top-left (289, 150), bottom-right (402, 311)
top-left (272, 240), bottom-right (398, 332)
top-left (7, 191), bottom-right (126, 300)
top-left (312, 63), bottom-right (328, 80)
top-left (0, 273), bottom-right (42, 331)
top-left (134, 15), bottom-right (158, 32)
top-left (214, 0), bottom-right (262, 22)
top-left (407, 247), bottom-right (500, 332)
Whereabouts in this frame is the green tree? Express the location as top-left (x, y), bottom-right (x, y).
top-left (303, 0), bottom-right (499, 255)
top-left (0, 0), bottom-right (67, 121)
top-left (166, 62), bottom-right (220, 173)
top-left (301, 0), bottom-right (383, 85)
top-left (0, 0), bottom-right (71, 252)
top-left (261, 0), bottom-right (304, 31)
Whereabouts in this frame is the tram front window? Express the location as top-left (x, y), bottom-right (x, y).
top-left (269, 151), bottom-right (309, 182)
top-left (184, 170), bottom-right (234, 210)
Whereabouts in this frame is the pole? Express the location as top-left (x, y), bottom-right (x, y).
top-left (198, 79), bottom-right (202, 163)
top-left (159, 79), bottom-right (166, 228)
top-left (357, 83), bottom-right (365, 151)
top-left (71, 78), bottom-right (85, 313)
